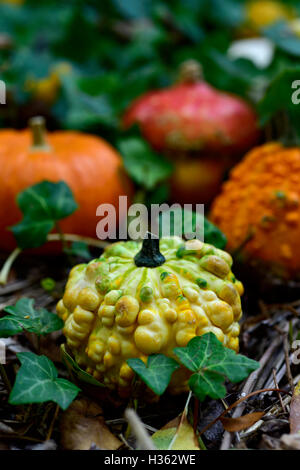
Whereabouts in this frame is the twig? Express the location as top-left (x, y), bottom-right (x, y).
top-left (124, 408), bottom-right (156, 450)
top-left (284, 334), bottom-right (294, 393)
top-left (272, 368), bottom-right (285, 412)
top-left (0, 234), bottom-right (108, 286)
top-left (0, 248), bottom-right (21, 285)
top-left (47, 233), bottom-right (108, 249)
top-left (46, 404), bottom-right (60, 441)
top-left (54, 222), bottom-right (68, 252)
top-left (0, 364), bottom-right (11, 392)
top-left (118, 433), bottom-right (134, 450)
top-left (220, 336), bottom-right (282, 450)
top-left (199, 388), bottom-right (291, 440)
top-left (168, 391), bottom-right (192, 450)
top-left (0, 433), bottom-right (44, 443)
top-left (193, 397), bottom-right (199, 433)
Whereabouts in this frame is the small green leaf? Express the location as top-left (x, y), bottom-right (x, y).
top-left (1, 298), bottom-right (63, 337)
top-left (188, 369), bottom-right (226, 401)
top-left (112, 0), bottom-right (152, 19)
top-left (258, 67), bottom-right (300, 121)
top-left (174, 333), bottom-right (259, 401)
top-left (61, 344), bottom-right (105, 387)
top-left (119, 138), bottom-right (174, 191)
top-left (40, 277), bottom-right (56, 292)
top-left (64, 241), bottom-right (92, 260)
top-left (11, 181), bottom-right (78, 249)
top-left (127, 354), bottom-right (179, 395)
top-left (203, 217), bottom-right (227, 250)
top-left (0, 318), bottom-right (22, 337)
top-left (208, 0), bottom-right (245, 28)
top-left (9, 352), bottom-right (80, 410)
top-left (158, 209), bottom-right (227, 249)
top-left (264, 21), bottom-right (300, 57)
top-left (11, 219), bottom-right (54, 250)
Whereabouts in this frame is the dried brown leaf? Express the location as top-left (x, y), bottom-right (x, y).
top-left (60, 398), bottom-right (121, 450)
top-left (281, 434), bottom-right (300, 450)
top-left (220, 411), bottom-right (264, 432)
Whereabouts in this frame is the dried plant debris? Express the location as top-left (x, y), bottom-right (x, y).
top-left (1, 258), bottom-right (300, 450)
top-left (60, 399), bottom-right (121, 450)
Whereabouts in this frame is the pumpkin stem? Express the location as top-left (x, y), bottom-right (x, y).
top-left (134, 234), bottom-right (166, 268)
top-left (178, 60), bottom-right (202, 84)
top-left (29, 116), bottom-right (51, 151)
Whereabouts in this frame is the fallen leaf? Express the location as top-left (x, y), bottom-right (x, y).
top-left (290, 380), bottom-right (300, 434)
top-left (60, 398), bottom-right (121, 450)
top-left (220, 411), bottom-right (264, 432)
top-left (281, 434), bottom-right (300, 450)
top-left (161, 416), bottom-right (181, 430)
top-left (152, 413), bottom-right (200, 450)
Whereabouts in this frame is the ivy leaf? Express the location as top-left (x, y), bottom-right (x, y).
top-left (158, 209), bottom-right (227, 249)
top-left (127, 354), bottom-right (179, 395)
top-left (258, 67), bottom-right (300, 124)
top-left (188, 369), bottom-right (227, 401)
top-left (0, 318), bottom-right (22, 337)
top-left (40, 277), bottom-right (56, 292)
top-left (9, 352), bottom-right (80, 410)
top-left (111, 0), bottom-right (152, 19)
top-left (119, 138), bottom-right (174, 191)
top-left (57, 73), bottom-right (118, 131)
top-left (61, 344), bottom-right (105, 387)
top-left (64, 241), bottom-right (92, 260)
top-left (208, 0), bottom-right (245, 28)
top-left (263, 21), bottom-right (300, 57)
top-left (174, 333), bottom-right (259, 401)
top-left (0, 298), bottom-right (63, 337)
top-left (11, 219), bottom-right (53, 250)
top-left (11, 181), bottom-right (78, 249)
top-left (203, 216), bottom-right (227, 249)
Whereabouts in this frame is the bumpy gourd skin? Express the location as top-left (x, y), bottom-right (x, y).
top-left (211, 143), bottom-right (300, 278)
top-left (57, 237), bottom-right (243, 396)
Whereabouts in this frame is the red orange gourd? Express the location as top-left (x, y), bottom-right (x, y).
top-left (123, 61), bottom-right (260, 157)
top-left (123, 61), bottom-right (260, 205)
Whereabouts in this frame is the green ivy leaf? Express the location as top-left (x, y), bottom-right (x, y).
top-left (61, 344), bottom-right (105, 387)
top-left (264, 21), bottom-right (300, 57)
top-left (64, 241), bottom-right (92, 260)
top-left (208, 0), bottom-right (245, 28)
top-left (111, 0), bottom-right (152, 19)
top-left (174, 333), bottom-right (259, 401)
top-left (9, 352), bottom-right (80, 410)
top-left (203, 216), bottom-right (227, 249)
top-left (127, 354), bottom-right (179, 395)
top-left (258, 67), bottom-right (300, 124)
top-left (11, 181), bottom-right (78, 249)
top-left (0, 298), bottom-right (63, 337)
top-left (158, 209), bottom-right (227, 249)
top-left (40, 277), bottom-right (56, 292)
top-left (118, 138), bottom-right (174, 191)
top-left (57, 73), bottom-right (118, 130)
top-left (0, 318), bottom-right (22, 337)
top-left (188, 369), bottom-right (227, 400)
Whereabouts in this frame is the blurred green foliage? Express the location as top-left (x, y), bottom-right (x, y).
top-left (1, 0), bottom-right (300, 192)
top-left (0, 0), bottom-right (295, 129)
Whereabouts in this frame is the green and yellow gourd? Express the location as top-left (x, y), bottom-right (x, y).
top-left (57, 237), bottom-right (243, 397)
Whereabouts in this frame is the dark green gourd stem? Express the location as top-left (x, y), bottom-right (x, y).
top-left (134, 236), bottom-right (165, 268)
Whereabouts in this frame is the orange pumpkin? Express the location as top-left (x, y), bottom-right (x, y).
top-left (0, 117), bottom-right (133, 252)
